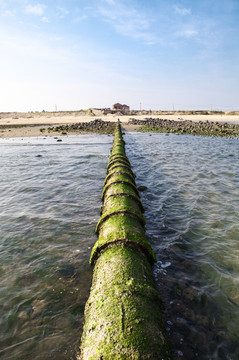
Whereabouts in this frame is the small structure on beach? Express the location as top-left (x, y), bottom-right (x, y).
top-left (112, 103), bottom-right (130, 111)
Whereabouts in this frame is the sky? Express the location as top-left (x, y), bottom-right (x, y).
top-left (0, 0), bottom-right (239, 112)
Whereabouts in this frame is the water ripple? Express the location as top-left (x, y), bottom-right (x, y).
top-left (125, 132), bottom-right (239, 359)
top-left (0, 135), bottom-right (111, 360)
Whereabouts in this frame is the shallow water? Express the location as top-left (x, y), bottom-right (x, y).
top-left (125, 132), bottom-right (239, 359)
top-left (0, 135), bottom-right (112, 359)
top-left (0, 133), bottom-right (238, 359)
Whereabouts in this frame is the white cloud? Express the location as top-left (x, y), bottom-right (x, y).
top-left (174, 5), bottom-right (191, 16)
top-left (41, 16), bottom-right (49, 23)
top-left (3, 9), bottom-right (16, 16)
top-left (25, 4), bottom-right (46, 16)
top-left (104, 0), bottom-right (116, 4)
top-left (57, 7), bottom-right (69, 19)
top-left (98, 1), bottom-right (158, 44)
top-left (73, 15), bottom-right (88, 23)
top-left (48, 36), bottom-right (64, 42)
top-left (176, 28), bottom-right (198, 38)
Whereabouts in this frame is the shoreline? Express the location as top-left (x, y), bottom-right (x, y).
top-left (1, 112), bottom-right (239, 138)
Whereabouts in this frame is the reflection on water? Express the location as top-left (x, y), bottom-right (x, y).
top-left (125, 132), bottom-right (239, 359)
top-left (0, 132), bottom-right (239, 359)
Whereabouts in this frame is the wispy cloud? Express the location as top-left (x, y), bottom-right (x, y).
top-left (73, 15), bottom-right (88, 23)
top-left (174, 5), bottom-right (191, 16)
top-left (176, 27), bottom-right (198, 38)
top-left (3, 9), bottom-right (16, 16)
top-left (104, 0), bottom-right (116, 4)
top-left (97, 1), bottom-right (158, 44)
top-left (40, 16), bottom-right (49, 23)
top-left (25, 4), bottom-right (46, 16)
top-left (57, 7), bottom-right (69, 19)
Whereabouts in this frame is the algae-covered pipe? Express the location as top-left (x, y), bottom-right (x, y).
top-left (79, 123), bottom-right (172, 360)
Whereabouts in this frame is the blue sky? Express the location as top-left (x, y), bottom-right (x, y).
top-left (0, 0), bottom-right (239, 111)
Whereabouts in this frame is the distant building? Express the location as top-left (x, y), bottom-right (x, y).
top-left (112, 103), bottom-right (130, 111)
top-left (122, 104), bottom-right (130, 111)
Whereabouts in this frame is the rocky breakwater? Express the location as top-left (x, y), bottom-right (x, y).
top-left (78, 123), bottom-right (172, 359)
top-left (47, 119), bottom-right (116, 135)
top-left (128, 118), bottom-right (239, 137)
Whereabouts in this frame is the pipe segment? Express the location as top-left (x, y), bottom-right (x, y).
top-left (108, 155), bottom-right (130, 164)
top-left (79, 123), bottom-right (172, 360)
top-left (102, 182), bottom-right (142, 205)
top-left (109, 154), bottom-right (129, 162)
top-left (107, 159), bottom-right (131, 172)
top-left (104, 170), bottom-right (135, 187)
top-left (102, 194), bottom-right (144, 213)
top-left (107, 164), bottom-right (136, 178)
top-left (102, 180), bottom-right (140, 203)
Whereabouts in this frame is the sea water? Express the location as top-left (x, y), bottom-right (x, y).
top-left (125, 132), bottom-right (239, 359)
top-left (0, 133), bottom-right (238, 359)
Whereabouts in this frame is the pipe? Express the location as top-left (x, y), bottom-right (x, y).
top-left (78, 123), bottom-right (172, 360)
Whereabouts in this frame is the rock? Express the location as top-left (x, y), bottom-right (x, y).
top-left (18, 311), bottom-right (29, 320)
top-left (138, 185), bottom-right (148, 192)
top-left (55, 264), bottom-right (76, 279)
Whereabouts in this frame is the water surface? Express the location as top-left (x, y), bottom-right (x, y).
top-left (0, 132), bottom-right (239, 359)
top-left (125, 132), bottom-right (239, 359)
top-left (0, 135), bottom-right (112, 359)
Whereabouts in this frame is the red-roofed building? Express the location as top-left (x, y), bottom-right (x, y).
top-left (122, 104), bottom-right (130, 111)
top-left (112, 103), bottom-right (130, 111)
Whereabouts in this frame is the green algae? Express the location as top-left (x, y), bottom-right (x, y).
top-left (109, 154), bottom-right (129, 162)
top-left (80, 247), bottom-right (171, 360)
top-left (104, 170), bottom-right (135, 187)
top-left (107, 164), bottom-right (136, 178)
top-left (103, 193), bottom-right (144, 212)
top-left (79, 123), bottom-right (172, 360)
top-left (103, 182), bottom-right (141, 202)
top-left (111, 148), bottom-right (126, 156)
top-left (104, 173), bottom-right (135, 184)
top-left (102, 179), bottom-right (140, 202)
top-left (107, 158), bottom-right (131, 169)
top-left (107, 158), bottom-right (131, 171)
top-left (101, 195), bottom-right (144, 218)
top-left (90, 215), bottom-right (155, 265)
top-left (138, 123), bottom-right (239, 138)
top-left (96, 209), bottom-right (146, 234)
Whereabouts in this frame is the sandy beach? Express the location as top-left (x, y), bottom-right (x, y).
top-left (1, 111), bottom-right (239, 138)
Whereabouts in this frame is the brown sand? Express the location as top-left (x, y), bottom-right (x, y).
top-left (0, 111), bottom-right (239, 138)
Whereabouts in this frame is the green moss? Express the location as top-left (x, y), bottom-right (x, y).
top-left (103, 173), bottom-right (135, 190)
top-left (91, 215), bottom-right (155, 265)
top-left (104, 170), bottom-right (135, 187)
top-left (111, 148), bottom-right (126, 156)
top-left (107, 159), bottom-right (131, 171)
top-left (103, 182), bottom-right (141, 202)
top-left (103, 193), bottom-right (144, 212)
top-left (107, 163), bottom-right (136, 178)
top-left (108, 156), bottom-right (130, 167)
top-left (102, 179), bottom-right (140, 201)
top-left (96, 207), bottom-right (146, 234)
top-left (107, 164), bottom-right (136, 179)
top-left (102, 195), bottom-right (143, 217)
top-left (79, 123), bottom-right (172, 359)
top-left (110, 154), bottom-right (129, 161)
top-left (138, 124), bottom-right (239, 138)
top-left (80, 247), bottom-right (172, 360)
